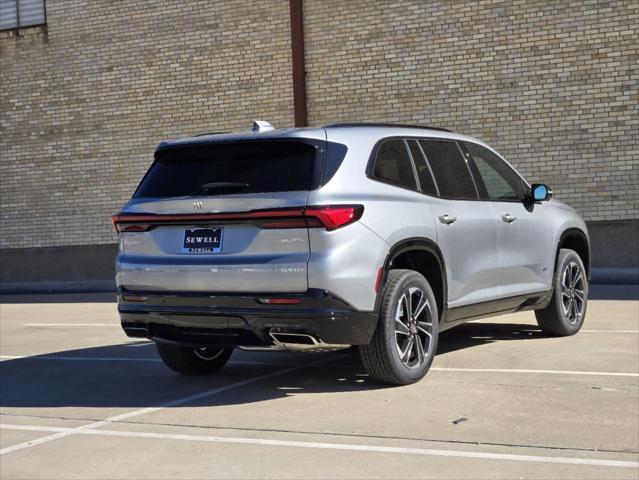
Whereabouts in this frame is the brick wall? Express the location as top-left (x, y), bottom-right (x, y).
top-left (304, 0), bottom-right (638, 220)
top-left (1, 0), bottom-right (637, 251)
top-left (0, 0), bottom-right (294, 248)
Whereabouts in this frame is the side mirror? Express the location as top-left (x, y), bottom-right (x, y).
top-left (530, 183), bottom-right (552, 202)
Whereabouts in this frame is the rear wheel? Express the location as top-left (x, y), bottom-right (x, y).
top-left (156, 342), bottom-right (233, 374)
top-left (535, 248), bottom-right (588, 336)
top-left (360, 269), bottom-right (439, 385)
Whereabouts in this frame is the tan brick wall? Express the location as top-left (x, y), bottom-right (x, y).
top-left (1, 0), bottom-right (637, 250)
top-left (0, 0), bottom-right (294, 248)
top-left (305, 0), bottom-right (639, 221)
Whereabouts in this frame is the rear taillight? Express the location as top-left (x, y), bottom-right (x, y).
top-left (111, 205), bottom-right (363, 232)
top-left (304, 205), bottom-right (363, 231)
top-left (111, 215), bottom-right (151, 233)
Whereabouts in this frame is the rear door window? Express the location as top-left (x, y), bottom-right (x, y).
top-left (134, 141), bottom-right (317, 198)
top-left (372, 139), bottom-right (417, 190)
top-left (418, 139), bottom-right (478, 199)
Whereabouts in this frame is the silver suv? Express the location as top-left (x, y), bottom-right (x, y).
top-left (113, 122), bottom-right (590, 385)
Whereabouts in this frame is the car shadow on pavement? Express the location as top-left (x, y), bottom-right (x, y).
top-left (0, 345), bottom-right (382, 410)
top-left (437, 321), bottom-right (546, 355)
top-left (0, 322), bottom-right (546, 409)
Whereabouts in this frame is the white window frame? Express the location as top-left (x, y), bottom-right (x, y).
top-left (0, 0), bottom-right (47, 32)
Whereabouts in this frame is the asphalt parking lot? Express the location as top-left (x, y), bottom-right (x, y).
top-left (0, 288), bottom-right (637, 479)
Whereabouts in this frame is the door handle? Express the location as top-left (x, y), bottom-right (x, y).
top-left (439, 214), bottom-right (457, 225)
top-left (501, 213), bottom-right (517, 223)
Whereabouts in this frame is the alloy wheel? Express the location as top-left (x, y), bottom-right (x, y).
top-left (394, 287), bottom-right (434, 368)
top-left (560, 261), bottom-right (586, 324)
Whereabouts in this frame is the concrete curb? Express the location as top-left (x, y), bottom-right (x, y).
top-left (590, 267), bottom-right (639, 286)
top-left (0, 280), bottom-right (116, 295)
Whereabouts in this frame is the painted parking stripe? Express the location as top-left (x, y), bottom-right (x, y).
top-left (0, 355), bottom-right (162, 363)
top-left (0, 354), bottom-right (344, 456)
top-left (0, 355), bottom-right (295, 367)
top-left (430, 367), bottom-right (639, 377)
top-left (580, 330), bottom-right (638, 333)
top-left (1, 423), bottom-right (636, 469)
top-left (24, 323), bottom-right (117, 327)
top-left (1, 355), bottom-right (636, 377)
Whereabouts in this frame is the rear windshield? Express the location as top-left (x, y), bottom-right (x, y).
top-left (134, 141), bottom-right (317, 198)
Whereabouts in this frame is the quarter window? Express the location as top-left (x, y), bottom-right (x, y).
top-left (0, 0), bottom-right (46, 31)
top-left (372, 139), bottom-right (417, 190)
top-left (464, 143), bottom-right (526, 201)
top-left (418, 140), bottom-right (477, 199)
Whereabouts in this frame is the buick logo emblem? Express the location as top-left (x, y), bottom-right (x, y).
top-left (193, 201), bottom-right (204, 212)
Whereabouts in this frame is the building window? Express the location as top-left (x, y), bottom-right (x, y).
top-left (0, 0), bottom-right (46, 31)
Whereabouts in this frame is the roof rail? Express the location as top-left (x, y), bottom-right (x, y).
top-left (323, 122), bottom-right (452, 133)
top-left (194, 132), bottom-right (226, 136)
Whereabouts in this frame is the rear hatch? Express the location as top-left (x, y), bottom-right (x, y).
top-left (114, 138), bottom-right (324, 293)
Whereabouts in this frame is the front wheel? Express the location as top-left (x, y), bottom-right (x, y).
top-left (156, 342), bottom-right (233, 375)
top-left (360, 269), bottom-right (439, 385)
top-left (535, 248), bottom-right (588, 336)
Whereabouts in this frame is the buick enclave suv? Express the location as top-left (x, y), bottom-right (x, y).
top-left (113, 121), bottom-right (589, 385)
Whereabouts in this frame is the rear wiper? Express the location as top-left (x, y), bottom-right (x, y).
top-left (196, 182), bottom-right (249, 194)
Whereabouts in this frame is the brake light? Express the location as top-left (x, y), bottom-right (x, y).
top-left (304, 205), bottom-right (364, 231)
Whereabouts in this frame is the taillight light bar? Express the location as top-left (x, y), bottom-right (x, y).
top-left (111, 205), bottom-right (363, 233)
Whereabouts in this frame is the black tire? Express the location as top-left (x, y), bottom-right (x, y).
top-left (535, 248), bottom-right (588, 336)
top-left (156, 342), bottom-right (233, 375)
top-left (360, 269), bottom-right (439, 385)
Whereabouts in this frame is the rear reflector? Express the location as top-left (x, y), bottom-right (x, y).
top-left (111, 205), bottom-right (363, 232)
top-left (258, 298), bottom-right (301, 305)
top-left (121, 294), bottom-right (148, 302)
top-left (375, 267), bottom-right (384, 292)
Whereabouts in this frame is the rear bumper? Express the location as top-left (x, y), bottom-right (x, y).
top-left (117, 288), bottom-right (378, 347)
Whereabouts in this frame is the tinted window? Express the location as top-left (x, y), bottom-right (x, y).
top-left (407, 140), bottom-right (438, 196)
top-left (418, 140), bottom-right (477, 199)
top-left (373, 139), bottom-right (417, 190)
top-left (134, 141), bottom-right (316, 198)
top-left (464, 143), bottom-right (526, 201)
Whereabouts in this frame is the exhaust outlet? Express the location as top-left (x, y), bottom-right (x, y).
top-left (240, 330), bottom-right (350, 353)
top-left (270, 332), bottom-right (319, 346)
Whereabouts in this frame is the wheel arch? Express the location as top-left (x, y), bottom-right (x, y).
top-left (557, 228), bottom-right (591, 280)
top-left (376, 238), bottom-right (447, 321)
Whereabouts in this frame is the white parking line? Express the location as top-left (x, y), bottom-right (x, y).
top-left (0, 355), bottom-right (296, 367)
top-left (0, 355), bottom-right (343, 456)
top-left (24, 323), bottom-right (117, 327)
top-left (1, 423), bottom-right (636, 469)
top-left (580, 330), bottom-right (638, 333)
top-left (1, 355), bottom-right (637, 377)
top-left (430, 367), bottom-right (639, 377)
top-left (0, 355), bottom-right (161, 363)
